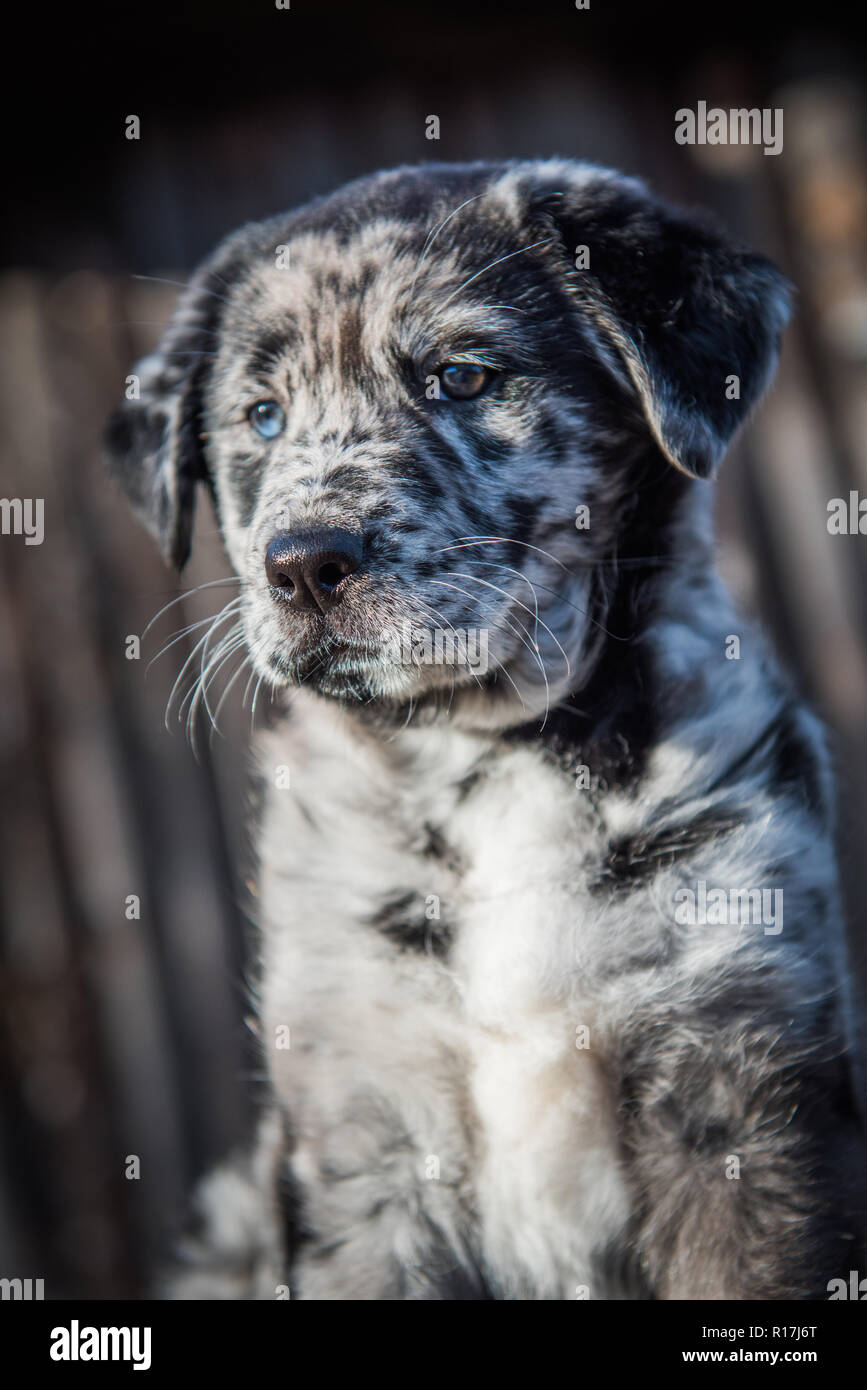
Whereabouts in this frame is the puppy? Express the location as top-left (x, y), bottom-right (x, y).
top-left (107, 160), bottom-right (864, 1299)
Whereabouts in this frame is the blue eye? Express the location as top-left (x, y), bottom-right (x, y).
top-left (249, 400), bottom-right (285, 439)
top-left (439, 363), bottom-right (495, 401)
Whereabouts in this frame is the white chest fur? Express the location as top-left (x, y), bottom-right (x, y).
top-left (255, 696), bottom-right (631, 1296)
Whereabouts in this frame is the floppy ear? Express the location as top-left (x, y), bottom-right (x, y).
top-left (526, 165), bottom-right (793, 479)
top-left (104, 258), bottom-right (230, 569)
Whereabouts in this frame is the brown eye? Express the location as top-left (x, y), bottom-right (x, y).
top-left (439, 362), bottom-right (495, 401)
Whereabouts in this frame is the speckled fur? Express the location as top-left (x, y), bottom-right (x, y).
top-left (108, 161), bottom-right (864, 1300)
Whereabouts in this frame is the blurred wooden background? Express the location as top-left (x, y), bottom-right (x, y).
top-left (1, 2), bottom-right (865, 1297)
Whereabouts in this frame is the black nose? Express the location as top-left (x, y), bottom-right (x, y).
top-left (264, 528), bottom-right (363, 613)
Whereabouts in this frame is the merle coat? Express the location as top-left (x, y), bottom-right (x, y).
top-left (107, 160), bottom-right (865, 1299)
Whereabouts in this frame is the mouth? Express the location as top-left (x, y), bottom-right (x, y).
top-left (264, 626), bottom-right (404, 701)
top-left (261, 613), bottom-right (495, 703)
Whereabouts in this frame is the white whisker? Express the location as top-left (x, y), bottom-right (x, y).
top-left (143, 576), bottom-right (241, 639)
top-left (410, 193), bottom-right (488, 300)
top-left (440, 238), bottom-right (555, 309)
top-left (445, 569), bottom-right (571, 676)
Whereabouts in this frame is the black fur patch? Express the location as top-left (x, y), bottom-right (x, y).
top-left (368, 891), bottom-right (452, 956)
top-left (421, 822), bottom-right (464, 874)
top-left (509, 445), bottom-right (688, 788)
top-left (228, 451), bottom-right (266, 529)
top-left (592, 808), bottom-right (746, 895)
top-left (768, 702), bottom-right (828, 816)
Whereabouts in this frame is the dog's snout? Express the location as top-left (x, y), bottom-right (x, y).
top-left (265, 528), bottom-right (363, 613)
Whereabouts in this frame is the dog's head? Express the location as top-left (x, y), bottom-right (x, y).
top-left (106, 160), bottom-right (790, 725)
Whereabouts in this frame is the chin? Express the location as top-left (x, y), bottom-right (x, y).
top-left (261, 644), bottom-right (410, 704)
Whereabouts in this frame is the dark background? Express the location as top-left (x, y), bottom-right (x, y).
top-left (1, 0), bottom-right (866, 1297)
